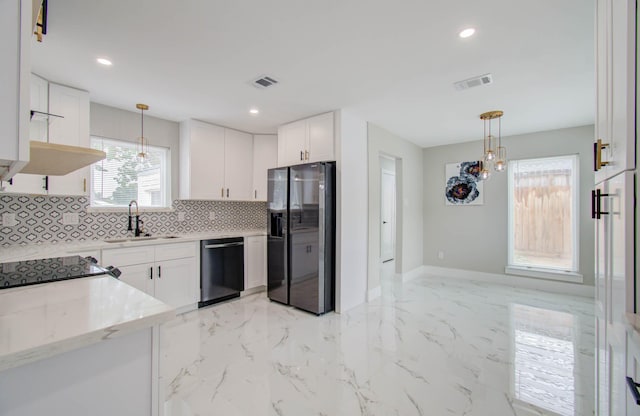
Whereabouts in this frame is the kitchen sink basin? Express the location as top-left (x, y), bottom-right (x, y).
top-left (105, 235), bottom-right (181, 243)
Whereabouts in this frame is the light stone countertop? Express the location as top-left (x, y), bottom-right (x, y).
top-left (0, 275), bottom-right (176, 372)
top-left (0, 229), bottom-right (267, 263)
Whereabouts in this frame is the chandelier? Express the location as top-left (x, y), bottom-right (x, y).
top-left (479, 110), bottom-right (505, 180)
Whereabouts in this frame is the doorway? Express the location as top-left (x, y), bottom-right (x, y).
top-left (380, 156), bottom-right (396, 267)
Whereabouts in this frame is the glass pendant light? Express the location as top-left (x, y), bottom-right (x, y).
top-left (136, 103), bottom-right (149, 160)
top-left (479, 110), bottom-right (505, 180)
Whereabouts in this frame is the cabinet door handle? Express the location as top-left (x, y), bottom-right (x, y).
top-left (300, 151), bottom-right (304, 161)
top-left (227, 188), bottom-right (229, 198)
top-left (149, 266), bottom-right (153, 279)
top-left (305, 150), bottom-right (309, 161)
top-left (255, 189), bottom-right (257, 199)
top-left (43, 175), bottom-right (49, 191)
top-left (591, 190), bottom-right (596, 219)
top-left (83, 178), bottom-right (87, 193)
top-left (158, 265), bottom-right (161, 278)
top-left (627, 377), bottom-right (640, 405)
top-left (221, 187), bottom-right (224, 197)
top-left (594, 138), bottom-right (610, 171)
top-left (593, 188), bottom-right (610, 219)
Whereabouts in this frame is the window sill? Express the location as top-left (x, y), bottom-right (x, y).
top-left (505, 266), bottom-right (583, 284)
top-left (86, 206), bottom-right (175, 213)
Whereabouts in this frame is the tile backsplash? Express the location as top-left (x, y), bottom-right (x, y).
top-left (0, 195), bottom-right (266, 247)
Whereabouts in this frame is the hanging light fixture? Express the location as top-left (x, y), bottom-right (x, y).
top-left (136, 103), bottom-right (149, 160)
top-left (479, 110), bottom-right (505, 180)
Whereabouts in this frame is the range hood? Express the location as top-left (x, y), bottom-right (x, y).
top-left (19, 141), bottom-right (106, 175)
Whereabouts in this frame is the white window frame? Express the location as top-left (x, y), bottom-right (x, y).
top-left (89, 136), bottom-right (172, 211)
top-left (506, 154), bottom-right (582, 283)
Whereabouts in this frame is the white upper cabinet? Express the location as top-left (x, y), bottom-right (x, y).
top-left (224, 129), bottom-right (253, 201)
top-left (47, 83), bottom-right (91, 196)
top-left (180, 119), bottom-right (225, 200)
top-left (252, 134), bottom-right (277, 201)
top-left (0, 0), bottom-right (30, 181)
top-left (594, 0), bottom-right (636, 183)
top-left (277, 112), bottom-right (334, 167)
top-left (180, 120), bottom-right (253, 201)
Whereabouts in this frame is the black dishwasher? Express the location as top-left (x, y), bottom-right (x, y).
top-left (199, 237), bottom-right (245, 308)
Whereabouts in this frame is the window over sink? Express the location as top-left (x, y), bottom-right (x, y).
top-left (90, 137), bottom-right (171, 208)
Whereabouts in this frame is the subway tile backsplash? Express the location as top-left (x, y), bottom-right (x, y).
top-left (0, 195), bottom-right (266, 247)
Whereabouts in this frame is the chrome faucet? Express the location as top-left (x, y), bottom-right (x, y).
top-left (127, 200), bottom-right (143, 237)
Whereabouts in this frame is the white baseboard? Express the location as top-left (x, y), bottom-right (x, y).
top-left (399, 266), bottom-right (426, 283)
top-left (241, 286), bottom-right (266, 297)
top-left (422, 265), bottom-right (595, 298)
top-left (367, 285), bottom-right (381, 301)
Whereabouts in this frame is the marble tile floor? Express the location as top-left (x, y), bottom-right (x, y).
top-left (159, 274), bottom-right (595, 416)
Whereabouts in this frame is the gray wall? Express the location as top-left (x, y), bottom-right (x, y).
top-left (368, 123), bottom-right (424, 292)
top-left (90, 103), bottom-right (181, 201)
top-left (422, 125), bottom-right (595, 286)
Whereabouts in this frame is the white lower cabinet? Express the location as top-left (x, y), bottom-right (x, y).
top-left (244, 235), bottom-right (266, 290)
top-left (102, 242), bottom-right (198, 312)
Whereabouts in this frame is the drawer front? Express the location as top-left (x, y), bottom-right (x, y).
top-left (155, 242), bottom-right (197, 262)
top-left (102, 246), bottom-right (155, 267)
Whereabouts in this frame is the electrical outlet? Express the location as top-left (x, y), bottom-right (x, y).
top-left (209, 212), bottom-right (217, 221)
top-left (437, 251), bottom-right (445, 260)
top-left (2, 213), bottom-right (17, 227)
top-left (62, 213), bottom-right (79, 225)
top-left (177, 212), bottom-right (185, 222)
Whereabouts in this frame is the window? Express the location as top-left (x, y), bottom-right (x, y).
top-left (90, 137), bottom-right (170, 208)
top-left (507, 155), bottom-right (579, 278)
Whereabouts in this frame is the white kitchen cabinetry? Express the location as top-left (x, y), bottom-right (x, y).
top-left (47, 83), bottom-right (91, 196)
top-left (224, 128), bottom-right (253, 201)
top-left (0, 0), bottom-right (30, 181)
top-left (594, 0), bottom-right (636, 183)
top-left (277, 112), bottom-right (334, 167)
top-left (244, 235), bottom-right (266, 290)
top-left (180, 120), bottom-right (253, 201)
top-left (102, 242), bottom-right (199, 312)
top-left (4, 73), bottom-right (49, 195)
top-left (594, 0), bottom-right (639, 413)
top-left (252, 134), bottom-right (278, 201)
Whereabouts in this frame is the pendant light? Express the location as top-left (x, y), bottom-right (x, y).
top-left (136, 103), bottom-right (149, 160)
top-left (479, 110), bottom-right (505, 180)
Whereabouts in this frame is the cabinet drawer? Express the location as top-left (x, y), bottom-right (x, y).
top-left (102, 246), bottom-right (155, 267)
top-left (155, 242), bottom-right (197, 262)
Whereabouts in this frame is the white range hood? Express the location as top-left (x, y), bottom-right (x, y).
top-left (19, 141), bottom-right (106, 175)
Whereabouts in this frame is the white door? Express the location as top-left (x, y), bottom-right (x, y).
top-left (224, 129), bottom-right (253, 201)
top-left (252, 134), bottom-right (277, 201)
top-left (118, 263), bottom-right (154, 296)
top-left (307, 112), bottom-right (334, 162)
top-left (188, 120), bottom-right (225, 200)
top-left (48, 83), bottom-right (90, 196)
top-left (154, 257), bottom-right (198, 309)
top-left (380, 170), bottom-right (396, 263)
top-left (278, 121), bottom-right (307, 166)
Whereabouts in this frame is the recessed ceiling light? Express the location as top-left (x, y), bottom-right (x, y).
top-left (459, 28), bottom-right (476, 38)
top-left (249, 108), bottom-right (259, 115)
top-left (96, 58), bottom-right (112, 66)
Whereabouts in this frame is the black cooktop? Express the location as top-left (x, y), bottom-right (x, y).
top-left (0, 255), bottom-right (110, 290)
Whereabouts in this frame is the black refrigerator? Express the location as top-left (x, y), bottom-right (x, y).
top-left (267, 161), bottom-right (335, 315)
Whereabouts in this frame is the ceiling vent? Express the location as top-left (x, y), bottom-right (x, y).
top-left (252, 75), bottom-right (279, 89)
top-left (453, 73), bottom-right (493, 91)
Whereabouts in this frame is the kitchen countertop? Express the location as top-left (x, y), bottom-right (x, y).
top-left (0, 229), bottom-right (267, 263)
top-left (0, 275), bottom-right (175, 372)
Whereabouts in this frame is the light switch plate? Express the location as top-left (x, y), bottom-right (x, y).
top-left (2, 213), bottom-right (17, 227)
top-left (62, 213), bottom-right (79, 225)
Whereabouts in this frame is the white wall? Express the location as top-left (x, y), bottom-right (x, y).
top-left (367, 123), bottom-right (424, 295)
top-left (422, 124), bottom-right (595, 286)
top-left (90, 103), bottom-right (180, 200)
top-left (334, 110), bottom-right (369, 312)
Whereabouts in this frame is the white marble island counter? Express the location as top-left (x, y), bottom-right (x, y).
top-left (0, 275), bottom-right (175, 371)
top-left (0, 275), bottom-right (176, 416)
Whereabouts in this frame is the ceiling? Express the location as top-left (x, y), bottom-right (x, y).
top-left (31, 0), bottom-right (595, 148)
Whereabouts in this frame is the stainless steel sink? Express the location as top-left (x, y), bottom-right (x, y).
top-left (105, 235), bottom-right (180, 243)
